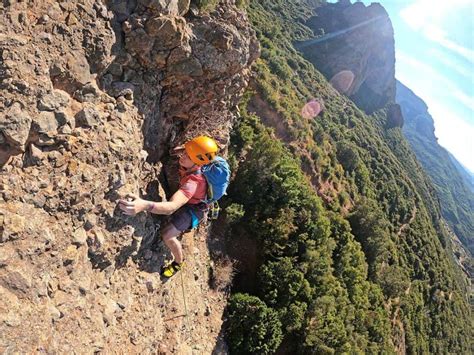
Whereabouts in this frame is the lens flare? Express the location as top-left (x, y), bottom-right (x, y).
top-left (301, 99), bottom-right (322, 119)
top-left (330, 70), bottom-right (355, 94)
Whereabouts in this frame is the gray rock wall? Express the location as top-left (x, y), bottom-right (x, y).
top-left (297, 1), bottom-right (395, 114)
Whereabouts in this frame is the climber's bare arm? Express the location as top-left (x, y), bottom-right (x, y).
top-left (118, 191), bottom-right (190, 216)
top-left (147, 190), bottom-right (190, 215)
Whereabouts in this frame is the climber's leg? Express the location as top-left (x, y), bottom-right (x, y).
top-left (161, 222), bottom-right (184, 264)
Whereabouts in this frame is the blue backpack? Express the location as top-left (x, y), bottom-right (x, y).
top-left (187, 157), bottom-right (230, 227)
top-left (200, 156), bottom-right (231, 203)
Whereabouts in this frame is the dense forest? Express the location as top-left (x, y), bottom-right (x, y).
top-left (213, 0), bottom-right (472, 353)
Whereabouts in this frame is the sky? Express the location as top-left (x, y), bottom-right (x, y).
top-left (333, 0), bottom-right (474, 172)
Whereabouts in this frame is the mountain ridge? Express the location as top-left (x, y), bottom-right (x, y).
top-left (397, 80), bottom-right (474, 256)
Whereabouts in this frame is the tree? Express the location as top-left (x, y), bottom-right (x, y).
top-left (348, 198), bottom-right (395, 278)
top-left (337, 141), bottom-right (361, 172)
top-left (227, 293), bottom-right (283, 354)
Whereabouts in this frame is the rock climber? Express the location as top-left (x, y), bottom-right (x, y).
top-left (118, 136), bottom-right (219, 278)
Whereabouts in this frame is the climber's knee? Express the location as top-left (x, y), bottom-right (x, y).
top-left (161, 223), bottom-right (180, 243)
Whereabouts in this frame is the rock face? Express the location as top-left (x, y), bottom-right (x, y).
top-left (296, 1), bottom-right (395, 113)
top-left (0, 0), bottom-right (258, 352)
top-left (396, 81), bottom-right (435, 140)
top-left (105, 0), bottom-right (259, 160)
top-left (386, 103), bottom-right (404, 128)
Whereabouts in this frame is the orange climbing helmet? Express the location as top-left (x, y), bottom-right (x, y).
top-left (185, 136), bottom-right (219, 166)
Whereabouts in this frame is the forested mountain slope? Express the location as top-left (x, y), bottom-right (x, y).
top-left (223, 1), bottom-right (472, 353)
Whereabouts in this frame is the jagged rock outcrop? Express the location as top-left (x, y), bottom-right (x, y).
top-left (386, 103), bottom-right (404, 128)
top-left (296, 1), bottom-right (395, 113)
top-left (105, 0), bottom-right (259, 160)
top-left (0, 0), bottom-right (258, 352)
top-left (396, 81), bottom-right (436, 140)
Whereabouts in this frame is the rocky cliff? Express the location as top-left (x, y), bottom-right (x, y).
top-left (296, 0), bottom-right (396, 114)
top-left (0, 0), bottom-right (258, 352)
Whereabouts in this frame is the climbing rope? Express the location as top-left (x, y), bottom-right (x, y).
top-left (179, 264), bottom-right (191, 340)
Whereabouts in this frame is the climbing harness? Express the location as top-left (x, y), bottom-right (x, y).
top-left (208, 201), bottom-right (220, 220)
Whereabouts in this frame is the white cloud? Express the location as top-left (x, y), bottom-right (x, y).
top-left (396, 51), bottom-right (428, 72)
top-left (451, 88), bottom-right (474, 111)
top-left (400, 0), bottom-right (474, 63)
top-left (425, 27), bottom-right (474, 63)
top-left (400, 1), bottom-right (442, 31)
top-left (400, 0), bottom-right (472, 28)
top-left (427, 102), bottom-right (474, 172)
top-left (396, 51), bottom-right (473, 111)
top-left (429, 49), bottom-right (472, 78)
top-left (396, 51), bottom-right (474, 172)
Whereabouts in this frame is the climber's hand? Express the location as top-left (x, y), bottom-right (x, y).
top-left (118, 193), bottom-right (147, 215)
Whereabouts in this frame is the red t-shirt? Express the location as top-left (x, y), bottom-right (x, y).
top-left (178, 167), bottom-right (207, 204)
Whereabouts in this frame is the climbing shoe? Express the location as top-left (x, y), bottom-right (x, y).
top-left (160, 261), bottom-right (183, 278)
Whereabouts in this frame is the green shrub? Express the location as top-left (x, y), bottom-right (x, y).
top-left (377, 265), bottom-right (410, 298)
top-left (227, 293), bottom-right (283, 354)
top-left (235, 0), bottom-right (249, 8)
top-left (191, 0), bottom-right (219, 12)
top-left (336, 141), bottom-right (361, 172)
top-left (225, 203), bottom-right (245, 224)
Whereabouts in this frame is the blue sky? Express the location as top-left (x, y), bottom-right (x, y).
top-left (331, 1), bottom-right (474, 172)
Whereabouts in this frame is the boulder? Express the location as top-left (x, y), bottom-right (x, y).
top-left (110, 82), bottom-right (135, 99)
top-left (167, 45), bottom-right (203, 77)
top-left (1, 102), bottom-right (32, 152)
top-left (72, 228), bottom-right (88, 246)
top-left (50, 54), bottom-right (93, 94)
top-left (73, 83), bottom-right (102, 103)
top-left (125, 28), bottom-right (154, 56)
top-left (387, 103), bottom-right (404, 128)
top-left (75, 104), bottom-right (101, 128)
top-left (0, 267), bottom-right (32, 299)
top-left (28, 144), bottom-right (45, 165)
top-left (137, 0), bottom-right (190, 16)
top-left (37, 90), bottom-right (70, 111)
top-left (109, 0), bottom-right (139, 22)
top-left (31, 111), bottom-right (59, 135)
top-left (145, 16), bottom-right (188, 49)
top-left (54, 110), bottom-right (73, 128)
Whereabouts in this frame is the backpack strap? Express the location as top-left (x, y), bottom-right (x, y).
top-left (189, 167), bottom-right (214, 203)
